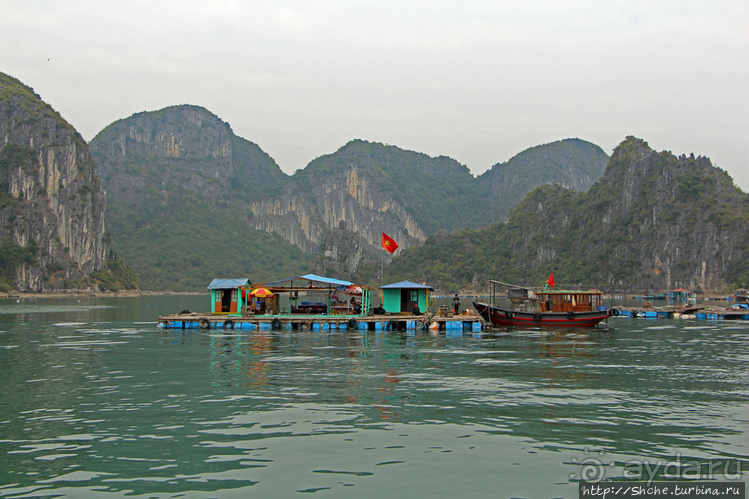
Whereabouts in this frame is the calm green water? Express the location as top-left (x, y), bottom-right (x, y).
top-left (0, 296), bottom-right (747, 498)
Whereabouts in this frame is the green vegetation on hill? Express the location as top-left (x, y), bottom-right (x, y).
top-left (91, 104), bottom-right (611, 291)
top-left (475, 138), bottom-right (609, 224)
top-left (0, 239), bottom-right (39, 292)
top-left (91, 105), bottom-right (311, 291)
top-left (90, 254), bottom-right (142, 292)
top-left (380, 137), bottom-right (749, 293)
top-left (104, 190), bottom-right (311, 290)
top-left (0, 73), bottom-right (65, 126)
top-left (294, 140), bottom-right (481, 233)
top-left (295, 138), bottom-right (607, 234)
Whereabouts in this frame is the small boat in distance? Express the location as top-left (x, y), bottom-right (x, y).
top-left (473, 280), bottom-right (612, 328)
top-left (732, 289), bottom-right (748, 304)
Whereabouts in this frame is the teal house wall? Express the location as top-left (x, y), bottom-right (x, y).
top-left (380, 281), bottom-right (434, 314)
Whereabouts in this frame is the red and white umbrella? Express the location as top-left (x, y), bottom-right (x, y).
top-left (343, 285), bottom-right (362, 295)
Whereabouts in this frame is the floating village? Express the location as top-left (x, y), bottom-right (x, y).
top-left (157, 274), bottom-right (749, 332)
top-left (159, 274), bottom-right (482, 332)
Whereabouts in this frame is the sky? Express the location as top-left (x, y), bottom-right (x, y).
top-left (1, 0), bottom-right (748, 190)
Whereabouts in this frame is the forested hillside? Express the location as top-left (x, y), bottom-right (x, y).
top-left (475, 138), bottom-right (609, 224)
top-left (91, 104), bottom-right (608, 290)
top-left (236, 136), bottom-right (608, 279)
top-left (381, 137), bottom-right (748, 294)
top-left (90, 105), bottom-right (312, 291)
top-left (292, 140), bottom-right (480, 233)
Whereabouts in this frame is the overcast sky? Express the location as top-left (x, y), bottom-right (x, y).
top-left (2, 0), bottom-right (747, 190)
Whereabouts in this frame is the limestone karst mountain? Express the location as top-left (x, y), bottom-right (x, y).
top-left (0, 71), bottom-right (137, 292)
top-left (89, 105), bottom-right (311, 291)
top-left (91, 104), bottom-right (608, 289)
top-left (384, 137), bottom-right (749, 293)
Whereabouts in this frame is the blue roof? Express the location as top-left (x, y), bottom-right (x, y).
top-left (259, 274), bottom-right (354, 287)
top-left (207, 278), bottom-right (251, 290)
top-left (380, 280), bottom-right (434, 290)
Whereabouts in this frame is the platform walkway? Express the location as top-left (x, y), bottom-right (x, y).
top-left (158, 311), bottom-right (486, 332)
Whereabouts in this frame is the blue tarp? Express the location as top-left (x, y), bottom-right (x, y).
top-left (207, 278), bottom-right (251, 290)
top-left (301, 274), bottom-right (353, 287)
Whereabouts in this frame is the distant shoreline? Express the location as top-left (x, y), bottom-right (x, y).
top-left (0, 290), bottom-right (732, 301)
top-left (0, 290), bottom-right (207, 299)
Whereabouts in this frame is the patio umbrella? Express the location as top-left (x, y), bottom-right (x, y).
top-left (344, 285), bottom-right (363, 295)
top-left (249, 287), bottom-right (274, 298)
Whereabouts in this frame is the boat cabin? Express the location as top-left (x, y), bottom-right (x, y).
top-left (536, 290), bottom-right (603, 313)
top-left (380, 281), bottom-right (433, 315)
top-left (508, 287), bottom-right (537, 307)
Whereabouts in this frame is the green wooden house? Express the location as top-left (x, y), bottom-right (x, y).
top-left (208, 278), bottom-right (252, 314)
top-left (379, 281), bottom-right (434, 314)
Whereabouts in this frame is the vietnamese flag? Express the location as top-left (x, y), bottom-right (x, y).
top-left (382, 232), bottom-right (399, 253)
top-left (546, 272), bottom-right (555, 287)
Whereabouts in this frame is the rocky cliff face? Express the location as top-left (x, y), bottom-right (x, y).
top-left (0, 72), bottom-right (110, 291)
top-left (386, 136), bottom-right (748, 294)
top-left (90, 105), bottom-right (310, 291)
top-left (249, 165), bottom-right (426, 258)
top-left (591, 137), bottom-right (748, 293)
top-left (91, 105), bottom-right (611, 289)
top-left (503, 137), bottom-right (749, 293)
top-left (91, 105), bottom-right (287, 205)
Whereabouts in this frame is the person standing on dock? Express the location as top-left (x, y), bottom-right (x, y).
top-left (452, 294), bottom-right (461, 314)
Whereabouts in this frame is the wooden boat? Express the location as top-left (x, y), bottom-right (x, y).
top-left (474, 287), bottom-right (612, 328)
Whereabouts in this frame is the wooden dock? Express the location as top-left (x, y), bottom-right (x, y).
top-left (157, 312), bottom-right (486, 332)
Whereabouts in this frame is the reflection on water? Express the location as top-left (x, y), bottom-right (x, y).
top-left (0, 296), bottom-right (746, 497)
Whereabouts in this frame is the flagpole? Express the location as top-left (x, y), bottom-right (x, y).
top-left (381, 248), bottom-right (384, 285)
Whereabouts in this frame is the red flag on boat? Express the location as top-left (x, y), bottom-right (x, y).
top-left (546, 272), bottom-right (555, 287)
top-left (382, 232), bottom-right (399, 253)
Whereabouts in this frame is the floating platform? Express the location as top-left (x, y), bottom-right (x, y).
top-left (615, 308), bottom-right (676, 319)
top-left (157, 312), bottom-right (485, 333)
top-left (614, 307), bottom-right (749, 320)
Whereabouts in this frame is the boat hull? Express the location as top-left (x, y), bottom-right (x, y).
top-left (473, 301), bottom-right (610, 328)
